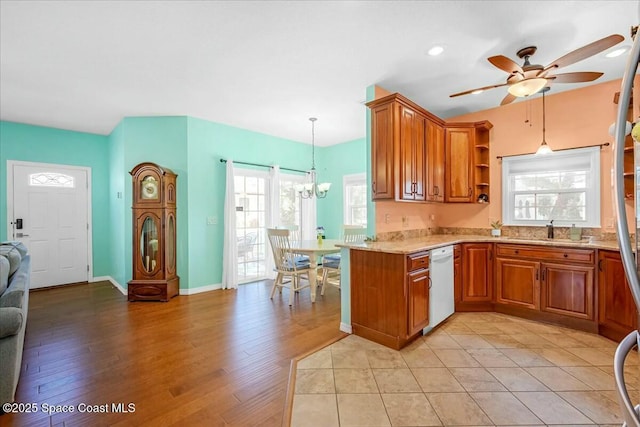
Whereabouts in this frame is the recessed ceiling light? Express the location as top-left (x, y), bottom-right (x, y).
top-left (471, 89), bottom-right (484, 95)
top-left (428, 46), bottom-right (444, 56)
top-left (605, 46), bottom-right (629, 58)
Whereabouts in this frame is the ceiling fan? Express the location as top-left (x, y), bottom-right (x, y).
top-left (450, 34), bottom-right (624, 105)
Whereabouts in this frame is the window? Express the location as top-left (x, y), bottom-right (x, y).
top-left (29, 172), bottom-right (75, 187)
top-left (343, 173), bottom-right (367, 226)
top-left (279, 174), bottom-right (304, 229)
top-left (502, 147), bottom-right (600, 227)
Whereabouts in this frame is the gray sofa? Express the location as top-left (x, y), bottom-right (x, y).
top-left (0, 242), bottom-right (30, 407)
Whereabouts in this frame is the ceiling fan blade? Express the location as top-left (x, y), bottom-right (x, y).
top-left (450, 82), bottom-right (509, 98)
top-left (544, 34), bottom-right (624, 71)
top-left (500, 93), bottom-right (517, 106)
top-left (547, 71), bottom-right (604, 83)
top-left (488, 55), bottom-right (523, 74)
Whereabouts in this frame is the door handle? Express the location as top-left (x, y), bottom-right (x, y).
top-left (598, 259), bottom-right (603, 272)
top-left (16, 233), bottom-right (29, 238)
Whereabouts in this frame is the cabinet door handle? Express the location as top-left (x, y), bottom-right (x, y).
top-left (468, 187), bottom-right (472, 197)
top-left (489, 250), bottom-right (493, 261)
top-left (434, 185), bottom-right (439, 196)
top-left (372, 182), bottom-right (376, 194)
top-left (598, 259), bottom-right (603, 272)
top-left (536, 269), bottom-right (539, 281)
top-left (541, 269), bottom-right (546, 281)
top-left (428, 276), bottom-right (432, 289)
top-left (412, 182), bottom-right (417, 194)
top-left (515, 250), bottom-right (519, 254)
top-left (563, 253), bottom-right (568, 258)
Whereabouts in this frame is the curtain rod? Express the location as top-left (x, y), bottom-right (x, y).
top-left (219, 158), bottom-right (308, 174)
top-left (496, 142), bottom-right (610, 159)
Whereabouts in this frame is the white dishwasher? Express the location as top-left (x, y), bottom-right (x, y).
top-left (423, 245), bottom-right (455, 334)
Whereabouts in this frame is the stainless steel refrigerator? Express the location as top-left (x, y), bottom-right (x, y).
top-left (613, 24), bottom-right (640, 427)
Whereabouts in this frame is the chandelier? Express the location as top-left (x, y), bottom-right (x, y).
top-left (298, 117), bottom-right (331, 199)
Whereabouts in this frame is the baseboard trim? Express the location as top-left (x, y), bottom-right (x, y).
top-left (179, 283), bottom-right (222, 295)
top-left (92, 276), bottom-right (126, 296)
top-left (339, 322), bottom-right (352, 334)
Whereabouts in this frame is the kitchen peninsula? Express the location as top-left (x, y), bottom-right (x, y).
top-left (337, 234), bottom-right (636, 350)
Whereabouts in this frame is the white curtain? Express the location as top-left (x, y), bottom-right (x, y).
top-left (301, 171), bottom-right (317, 240)
top-left (221, 160), bottom-right (238, 289)
top-left (266, 166), bottom-right (281, 279)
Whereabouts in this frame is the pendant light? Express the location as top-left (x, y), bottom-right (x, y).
top-left (535, 87), bottom-right (553, 155)
top-left (298, 117), bottom-right (331, 199)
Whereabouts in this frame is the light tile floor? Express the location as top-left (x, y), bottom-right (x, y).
top-left (291, 312), bottom-right (640, 426)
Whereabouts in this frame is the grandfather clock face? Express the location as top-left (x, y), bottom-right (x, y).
top-left (141, 175), bottom-right (159, 200)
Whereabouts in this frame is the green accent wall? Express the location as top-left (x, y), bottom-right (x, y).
top-left (1, 116), bottom-right (367, 292)
top-left (108, 120), bottom-right (126, 287)
top-left (0, 121), bottom-right (111, 276)
top-left (316, 138), bottom-right (367, 239)
top-left (117, 117), bottom-right (189, 289)
top-left (366, 85), bottom-right (376, 237)
top-left (185, 116), bottom-right (316, 289)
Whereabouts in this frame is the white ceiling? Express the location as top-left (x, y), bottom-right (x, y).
top-left (0, 1), bottom-right (637, 146)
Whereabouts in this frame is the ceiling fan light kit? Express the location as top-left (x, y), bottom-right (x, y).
top-left (450, 34), bottom-right (625, 105)
top-left (507, 77), bottom-right (547, 97)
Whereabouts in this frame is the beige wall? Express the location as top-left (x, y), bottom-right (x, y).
top-left (375, 79), bottom-right (634, 234)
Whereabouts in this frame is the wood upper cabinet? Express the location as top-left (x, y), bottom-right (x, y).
top-left (541, 263), bottom-right (594, 320)
top-left (598, 250), bottom-right (638, 341)
top-left (370, 102), bottom-right (395, 200)
top-left (495, 258), bottom-right (540, 310)
top-left (444, 121), bottom-right (493, 203)
top-left (367, 93), bottom-right (492, 204)
top-left (445, 127), bottom-right (474, 202)
top-left (399, 105), bottom-right (426, 201)
top-left (461, 243), bottom-right (493, 302)
top-left (426, 119), bottom-right (445, 202)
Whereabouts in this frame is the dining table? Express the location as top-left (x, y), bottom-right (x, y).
top-left (289, 239), bottom-right (341, 302)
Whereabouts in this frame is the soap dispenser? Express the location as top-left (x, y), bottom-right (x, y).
top-left (570, 224), bottom-right (582, 241)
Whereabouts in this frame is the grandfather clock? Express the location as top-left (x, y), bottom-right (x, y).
top-left (128, 162), bottom-right (179, 302)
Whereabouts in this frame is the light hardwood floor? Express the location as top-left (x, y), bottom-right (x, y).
top-left (2, 280), bottom-right (343, 427)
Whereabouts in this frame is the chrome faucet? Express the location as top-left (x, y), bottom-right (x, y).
top-left (547, 220), bottom-right (554, 239)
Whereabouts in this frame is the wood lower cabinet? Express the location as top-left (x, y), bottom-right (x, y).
top-left (495, 258), bottom-right (540, 310)
top-left (541, 263), bottom-right (594, 320)
top-left (453, 245), bottom-right (462, 303)
top-left (407, 268), bottom-right (430, 336)
top-left (460, 243), bottom-right (493, 308)
top-left (350, 249), bottom-right (429, 349)
top-left (598, 250), bottom-right (638, 341)
top-left (493, 244), bottom-right (595, 330)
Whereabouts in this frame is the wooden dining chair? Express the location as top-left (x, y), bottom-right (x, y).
top-left (320, 225), bottom-right (367, 295)
top-left (267, 228), bottom-right (313, 305)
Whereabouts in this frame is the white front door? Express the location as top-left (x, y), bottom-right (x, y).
top-left (7, 162), bottom-right (90, 288)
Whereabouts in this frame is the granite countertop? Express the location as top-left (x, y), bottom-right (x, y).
top-left (336, 234), bottom-right (622, 254)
